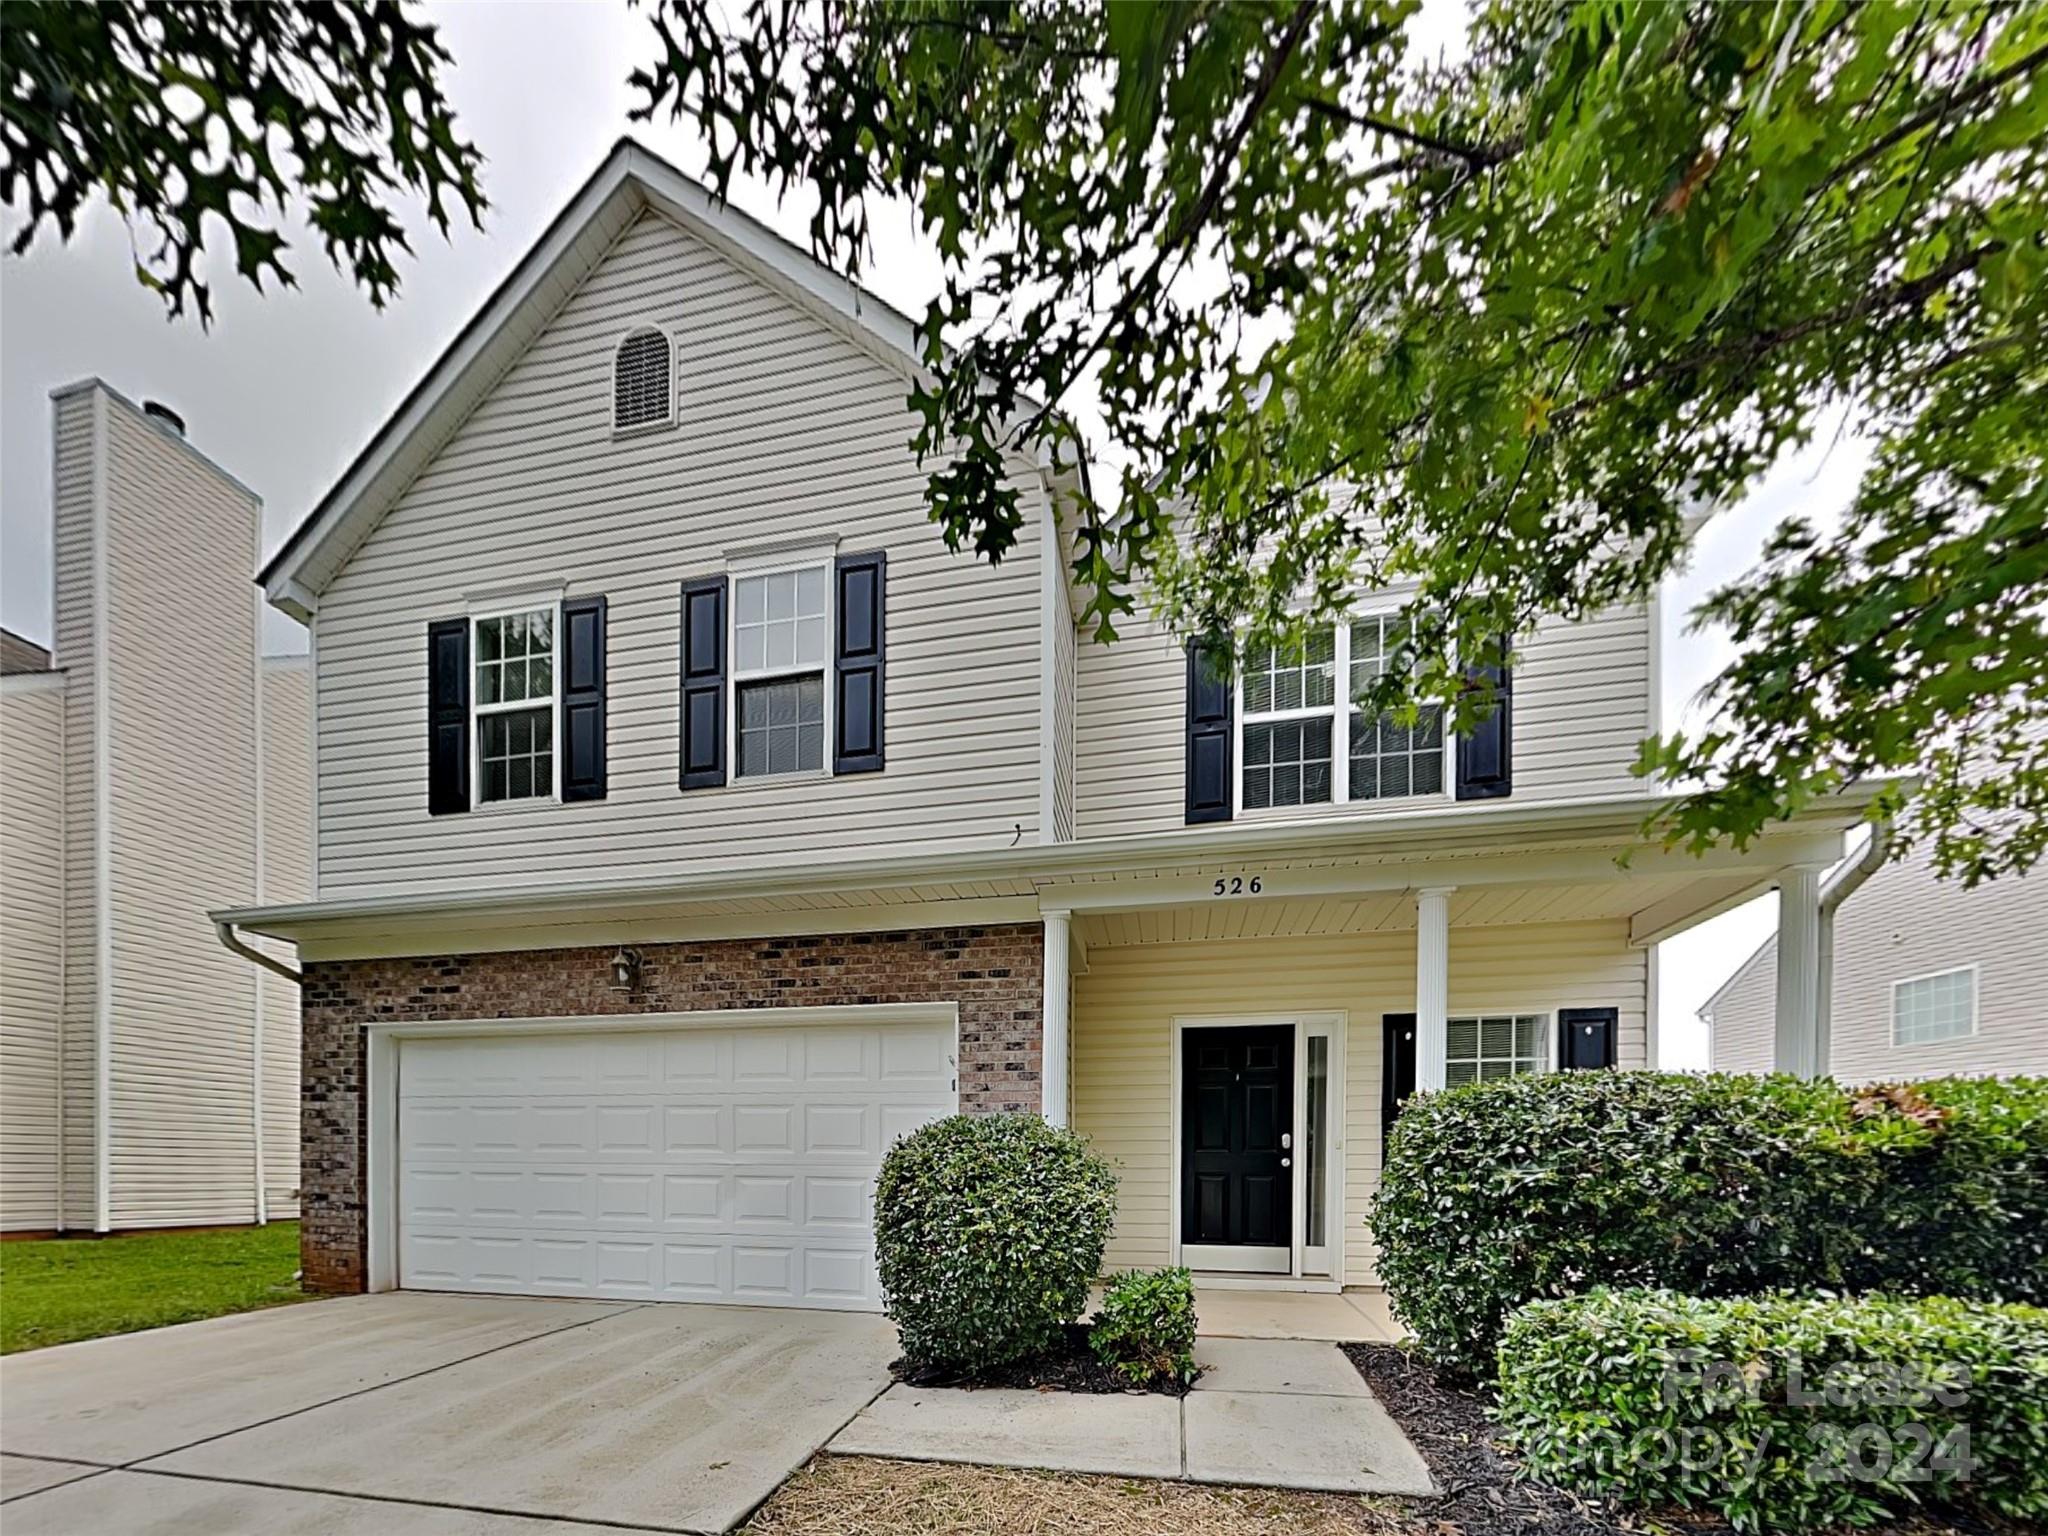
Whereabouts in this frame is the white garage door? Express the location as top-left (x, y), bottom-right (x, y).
top-left (396, 1019), bottom-right (954, 1310)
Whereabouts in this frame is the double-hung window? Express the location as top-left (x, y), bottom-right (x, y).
top-left (1445, 1014), bottom-right (1549, 1084)
top-left (473, 607), bottom-right (556, 803)
top-left (732, 560), bottom-right (829, 777)
top-left (1237, 609), bottom-right (1449, 814)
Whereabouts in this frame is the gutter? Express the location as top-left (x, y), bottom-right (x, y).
top-left (1814, 819), bottom-right (1891, 1078)
top-left (214, 781), bottom-right (1900, 937)
top-left (215, 918), bottom-right (303, 986)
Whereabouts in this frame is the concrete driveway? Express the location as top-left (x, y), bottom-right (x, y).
top-left (0, 1292), bottom-right (899, 1534)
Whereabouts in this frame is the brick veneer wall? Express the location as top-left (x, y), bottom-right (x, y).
top-left (299, 923), bottom-right (1045, 1293)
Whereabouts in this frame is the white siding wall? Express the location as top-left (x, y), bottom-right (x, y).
top-left (1050, 567), bottom-right (1077, 844)
top-left (1074, 603), bottom-right (1654, 840)
top-left (259, 657), bottom-right (313, 1215)
top-left (1708, 847), bottom-right (2048, 1081)
top-left (20, 385), bottom-right (301, 1231)
top-left (314, 211), bottom-right (1045, 898)
top-left (51, 388), bottom-right (99, 1229)
top-left (100, 401), bottom-right (266, 1228)
top-left (1, 678), bottom-right (67, 1229)
top-left (1073, 919), bottom-right (1649, 1284)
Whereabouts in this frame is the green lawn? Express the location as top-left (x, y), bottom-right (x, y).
top-left (0, 1221), bottom-right (311, 1354)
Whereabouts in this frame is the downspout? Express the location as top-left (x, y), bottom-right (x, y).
top-left (251, 590), bottom-right (266, 1225)
top-left (1815, 820), bottom-right (1891, 1079)
top-left (215, 919), bottom-right (302, 986)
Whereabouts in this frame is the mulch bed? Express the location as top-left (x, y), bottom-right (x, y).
top-left (1342, 1341), bottom-right (2014, 1536)
top-left (892, 1321), bottom-right (1195, 1396)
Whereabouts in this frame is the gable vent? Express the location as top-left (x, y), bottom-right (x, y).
top-left (613, 327), bottom-right (673, 430)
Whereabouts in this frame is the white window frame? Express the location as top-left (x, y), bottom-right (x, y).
top-left (1443, 1010), bottom-right (1552, 1086)
top-left (610, 324), bottom-right (677, 437)
top-left (1233, 594), bottom-right (1455, 817)
top-left (469, 601), bottom-right (561, 809)
top-left (1890, 965), bottom-right (1979, 1048)
top-left (726, 546), bottom-right (836, 783)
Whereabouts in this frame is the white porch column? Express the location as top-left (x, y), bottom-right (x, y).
top-left (1773, 864), bottom-right (1826, 1077)
top-left (1041, 909), bottom-right (1071, 1126)
top-left (1415, 888), bottom-right (1454, 1091)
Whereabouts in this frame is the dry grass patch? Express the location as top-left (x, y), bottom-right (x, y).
top-left (744, 1456), bottom-right (1395, 1536)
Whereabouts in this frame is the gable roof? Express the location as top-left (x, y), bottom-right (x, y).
top-left (1698, 931), bottom-right (1777, 1022)
top-left (260, 137), bottom-right (1061, 622)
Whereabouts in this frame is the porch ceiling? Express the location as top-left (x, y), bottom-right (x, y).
top-left (1074, 869), bottom-right (1747, 949)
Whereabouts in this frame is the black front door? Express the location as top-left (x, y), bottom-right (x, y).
top-left (1182, 1025), bottom-right (1293, 1251)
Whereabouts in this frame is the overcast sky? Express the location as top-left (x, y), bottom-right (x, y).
top-left (0, 1), bottom-right (1868, 1067)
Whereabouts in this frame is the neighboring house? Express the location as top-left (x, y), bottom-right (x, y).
top-left (0, 382), bottom-right (311, 1234)
top-left (1702, 843), bottom-right (2045, 1082)
top-left (218, 139), bottom-right (1876, 1310)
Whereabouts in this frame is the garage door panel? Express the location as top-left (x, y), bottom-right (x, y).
top-left (397, 1226), bottom-right (885, 1309)
top-left (398, 1020), bottom-right (954, 1309)
top-left (403, 1164), bottom-right (898, 1237)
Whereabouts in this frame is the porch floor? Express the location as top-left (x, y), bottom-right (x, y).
top-left (1089, 1284), bottom-right (1405, 1343)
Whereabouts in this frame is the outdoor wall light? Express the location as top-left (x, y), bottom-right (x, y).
top-left (608, 946), bottom-right (643, 992)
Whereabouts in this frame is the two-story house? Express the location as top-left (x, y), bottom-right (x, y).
top-left (216, 140), bottom-right (1879, 1310)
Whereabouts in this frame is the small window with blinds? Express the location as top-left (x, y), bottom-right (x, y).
top-left (613, 327), bottom-right (674, 431)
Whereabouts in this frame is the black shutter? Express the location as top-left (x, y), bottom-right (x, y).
top-left (1455, 639), bottom-right (1513, 801)
top-left (679, 575), bottom-right (727, 790)
top-left (833, 550), bottom-right (886, 775)
top-left (560, 595), bottom-right (607, 802)
top-left (1381, 1013), bottom-right (1418, 1164)
top-left (1184, 637), bottom-right (1233, 824)
top-left (426, 618), bottom-right (470, 815)
top-left (1558, 1007), bottom-right (1619, 1070)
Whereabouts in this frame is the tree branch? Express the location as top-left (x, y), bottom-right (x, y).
top-left (1298, 95), bottom-right (1513, 167)
top-left (1006, 0), bottom-right (1321, 446)
top-left (1815, 38), bottom-right (2048, 200)
top-left (1551, 243), bottom-right (2002, 426)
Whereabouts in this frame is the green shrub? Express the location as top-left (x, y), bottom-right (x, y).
top-left (1090, 1267), bottom-right (1198, 1387)
top-left (1835, 1077), bottom-right (2048, 1301)
top-left (1496, 1289), bottom-right (2048, 1532)
top-left (874, 1114), bottom-right (1118, 1371)
top-left (1370, 1071), bottom-right (2048, 1377)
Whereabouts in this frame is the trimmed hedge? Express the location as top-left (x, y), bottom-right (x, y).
top-left (1496, 1289), bottom-right (2048, 1532)
top-left (1090, 1267), bottom-right (1198, 1387)
top-left (1371, 1072), bottom-right (2048, 1377)
top-left (874, 1114), bottom-right (1118, 1371)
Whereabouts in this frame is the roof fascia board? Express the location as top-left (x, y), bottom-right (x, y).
top-left (1699, 932), bottom-right (1778, 1020)
top-left (262, 138), bottom-right (1076, 621)
top-left (216, 784), bottom-right (1889, 939)
top-left (627, 147), bottom-right (927, 388)
top-left (258, 149), bottom-right (644, 614)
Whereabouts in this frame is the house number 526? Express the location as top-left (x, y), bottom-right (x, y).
top-left (1212, 876), bottom-right (1263, 897)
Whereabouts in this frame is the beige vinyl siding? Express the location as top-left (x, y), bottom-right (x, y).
top-left (100, 401), bottom-right (266, 1228)
top-left (1, 677), bottom-right (67, 1229)
top-left (1708, 846), bottom-right (2048, 1081)
top-left (314, 210), bottom-right (1045, 899)
top-left (258, 657), bottom-right (313, 1215)
top-left (51, 389), bottom-right (99, 1229)
top-left (1074, 603), bottom-right (1654, 840)
top-left (1073, 919), bottom-right (1649, 1284)
top-left (1705, 946), bottom-right (1776, 1073)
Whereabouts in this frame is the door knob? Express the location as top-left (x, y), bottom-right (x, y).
top-left (1280, 1157), bottom-right (1291, 1168)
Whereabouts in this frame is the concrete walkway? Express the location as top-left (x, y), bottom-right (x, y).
top-left (1190, 1286), bottom-right (1405, 1342)
top-left (826, 1337), bottom-right (1435, 1495)
top-left (1, 1293), bottom-right (899, 1534)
